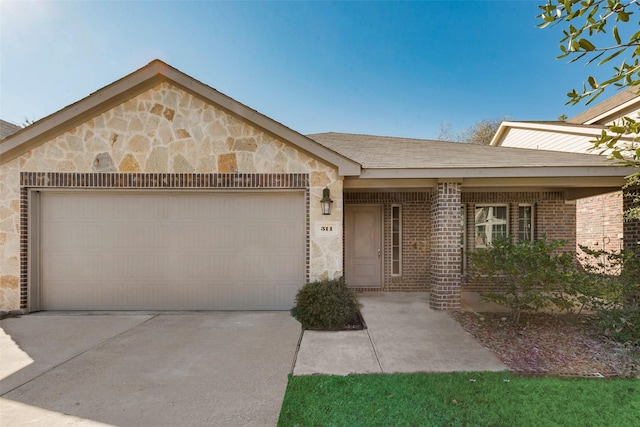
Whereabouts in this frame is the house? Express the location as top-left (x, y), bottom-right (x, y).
top-left (491, 87), bottom-right (640, 255)
top-left (1, 120), bottom-right (22, 140)
top-left (0, 60), bottom-right (633, 313)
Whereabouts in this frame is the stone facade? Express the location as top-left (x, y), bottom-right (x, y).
top-left (0, 82), bottom-right (343, 311)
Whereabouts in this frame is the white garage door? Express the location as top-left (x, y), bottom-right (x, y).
top-left (39, 191), bottom-right (305, 310)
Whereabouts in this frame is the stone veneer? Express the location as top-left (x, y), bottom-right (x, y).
top-left (0, 82), bottom-right (343, 310)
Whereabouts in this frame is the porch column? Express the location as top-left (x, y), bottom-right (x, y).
top-left (430, 180), bottom-right (462, 310)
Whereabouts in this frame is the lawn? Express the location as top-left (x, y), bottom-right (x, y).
top-left (278, 372), bottom-right (639, 426)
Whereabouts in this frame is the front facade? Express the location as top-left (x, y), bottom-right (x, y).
top-left (0, 61), bottom-right (632, 313)
top-left (491, 88), bottom-right (640, 254)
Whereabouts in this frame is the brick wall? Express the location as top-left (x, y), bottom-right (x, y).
top-left (461, 191), bottom-right (576, 292)
top-left (345, 189), bottom-right (579, 305)
top-left (624, 186), bottom-right (640, 250)
top-left (576, 192), bottom-right (624, 253)
top-left (344, 192), bottom-right (431, 292)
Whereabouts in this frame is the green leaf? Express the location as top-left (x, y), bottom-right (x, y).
top-left (588, 76), bottom-right (598, 89)
top-left (613, 25), bottom-right (621, 44)
top-left (598, 48), bottom-right (624, 66)
top-left (578, 38), bottom-right (596, 51)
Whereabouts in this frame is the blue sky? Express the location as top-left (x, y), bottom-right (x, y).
top-left (0, 0), bottom-right (619, 139)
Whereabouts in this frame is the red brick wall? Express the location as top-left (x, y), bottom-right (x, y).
top-left (576, 192), bottom-right (624, 254)
top-left (624, 187), bottom-right (640, 250)
top-left (461, 191), bottom-right (576, 291)
top-left (344, 192), bottom-right (431, 292)
top-left (346, 190), bottom-right (580, 298)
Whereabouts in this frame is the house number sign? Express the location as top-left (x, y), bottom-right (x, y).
top-left (315, 222), bottom-right (339, 236)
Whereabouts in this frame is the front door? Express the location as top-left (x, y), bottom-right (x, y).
top-left (345, 205), bottom-right (382, 288)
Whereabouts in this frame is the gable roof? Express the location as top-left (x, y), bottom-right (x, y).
top-left (309, 132), bottom-right (632, 179)
top-left (0, 120), bottom-right (21, 140)
top-left (567, 86), bottom-right (640, 125)
top-left (0, 60), bottom-right (360, 176)
top-left (491, 87), bottom-right (639, 153)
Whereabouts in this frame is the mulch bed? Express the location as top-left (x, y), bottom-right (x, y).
top-left (450, 311), bottom-right (639, 378)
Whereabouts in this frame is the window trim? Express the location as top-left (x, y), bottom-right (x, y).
top-left (474, 204), bottom-right (509, 248)
top-left (391, 204), bottom-right (402, 276)
top-left (518, 204), bottom-right (535, 242)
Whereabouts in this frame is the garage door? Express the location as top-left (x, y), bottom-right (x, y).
top-left (39, 191), bottom-right (305, 310)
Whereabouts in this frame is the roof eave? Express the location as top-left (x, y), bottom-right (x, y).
top-left (358, 166), bottom-right (635, 180)
top-left (0, 60), bottom-right (361, 176)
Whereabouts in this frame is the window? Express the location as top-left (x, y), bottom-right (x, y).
top-left (518, 205), bottom-right (534, 242)
top-left (391, 205), bottom-right (401, 275)
top-left (474, 205), bottom-right (508, 248)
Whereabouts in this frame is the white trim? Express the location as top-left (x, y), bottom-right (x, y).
top-left (474, 204), bottom-right (509, 249)
top-left (517, 204), bottom-right (535, 242)
top-left (391, 204), bottom-right (402, 276)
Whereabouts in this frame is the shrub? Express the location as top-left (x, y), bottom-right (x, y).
top-left (597, 304), bottom-right (640, 345)
top-left (577, 246), bottom-right (640, 344)
top-left (290, 278), bottom-right (359, 330)
top-left (467, 237), bottom-right (576, 323)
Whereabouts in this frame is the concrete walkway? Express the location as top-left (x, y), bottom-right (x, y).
top-left (293, 292), bottom-right (507, 376)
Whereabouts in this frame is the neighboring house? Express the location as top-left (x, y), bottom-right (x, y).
top-left (1, 120), bottom-right (22, 140)
top-left (0, 60), bottom-right (633, 313)
top-left (491, 87), bottom-right (640, 256)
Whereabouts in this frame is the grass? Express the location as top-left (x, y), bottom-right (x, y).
top-left (278, 372), bottom-right (640, 426)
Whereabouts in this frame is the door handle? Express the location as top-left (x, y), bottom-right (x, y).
top-left (377, 248), bottom-right (381, 258)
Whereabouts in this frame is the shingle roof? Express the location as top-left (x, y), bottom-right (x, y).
top-left (568, 86), bottom-right (639, 125)
top-left (0, 120), bottom-right (21, 140)
top-left (307, 132), bottom-right (615, 169)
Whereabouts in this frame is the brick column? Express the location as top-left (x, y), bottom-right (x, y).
top-left (430, 181), bottom-right (462, 310)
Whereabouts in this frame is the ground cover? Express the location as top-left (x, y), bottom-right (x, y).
top-left (450, 311), bottom-right (639, 378)
top-left (278, 372), bottom-right (639, 426)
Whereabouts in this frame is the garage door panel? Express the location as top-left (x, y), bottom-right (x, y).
top-left (40, 191), bottom-right (305, 310)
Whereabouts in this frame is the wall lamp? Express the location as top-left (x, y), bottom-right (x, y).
top-left (320, 186), bottom-right (333, 215)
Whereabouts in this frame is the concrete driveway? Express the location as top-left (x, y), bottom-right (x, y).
top-left (0, 312), bottom-right (300, 427)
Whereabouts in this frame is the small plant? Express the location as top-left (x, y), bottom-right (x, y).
top-left (467, 237), bottom-right (576, 323)
top-left (290, 278), bottom-right (360, 330)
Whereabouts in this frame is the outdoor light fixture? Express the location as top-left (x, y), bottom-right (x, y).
top-left (320, 186), bottom-right (333, 215)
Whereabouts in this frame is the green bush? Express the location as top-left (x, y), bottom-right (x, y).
top-left (290, 278), bottom-right (359, 330)
top-left (577, 246), bottom-right (640, 344)
top-left (467, 237), bottom-right (576, 323)
top-left (598, 304), bottom-right (640, 345)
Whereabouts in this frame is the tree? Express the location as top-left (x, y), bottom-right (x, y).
top-left (437, 117), bottom-right (506, 145)
top-left (537, 0), bottom-right (640, 176)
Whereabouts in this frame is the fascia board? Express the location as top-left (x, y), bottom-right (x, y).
top-left (1, 60), bottom-right (362, 176)
top-left (162, 67), bottom-right (361, 176)
top-left (359, 166), bottom-right (636, 180)
top-left (1, 69), bottom-right (163, 164)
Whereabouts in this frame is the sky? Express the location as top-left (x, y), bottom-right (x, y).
top-left (0, 0), bottom-right (624, 140)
